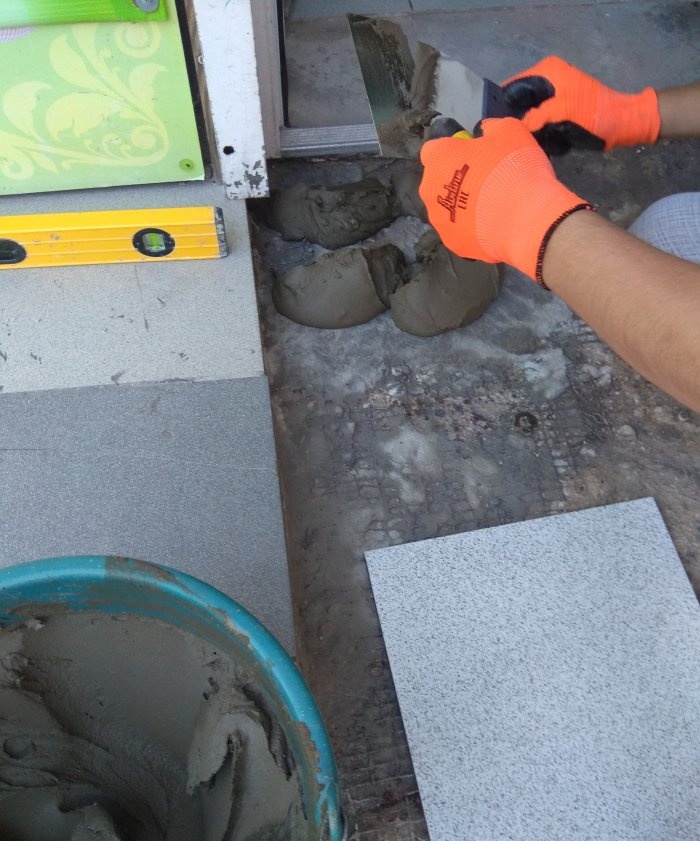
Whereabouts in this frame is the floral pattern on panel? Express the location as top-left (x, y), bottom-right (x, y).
top-left (0, 23), bottom-right (168, 180)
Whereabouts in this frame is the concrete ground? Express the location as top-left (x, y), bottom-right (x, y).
top-left (252, 1), bottom-right (700, 838)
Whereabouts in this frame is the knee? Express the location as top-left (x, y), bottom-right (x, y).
top-left (629, 192), bottom-right (700, 263)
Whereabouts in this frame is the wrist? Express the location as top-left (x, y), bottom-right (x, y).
top-left (534, 201), bottom-right (596, 287)
top-left (602, 86), bottom-right (660, 149)
top-left (488, 165), bottom-right (593, 284)
top-left (541, 207), bottom-right (601, 292)
top-left (657, 83), bottom-right (700, 139)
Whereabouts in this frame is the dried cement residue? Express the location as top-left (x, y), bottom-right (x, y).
top-left (0, 612), bottom-right (307, 841)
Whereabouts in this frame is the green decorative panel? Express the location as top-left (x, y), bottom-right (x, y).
top-left (0, 0), bottom-right (203, 195)
top-left (0, 1), bottom-right (167, 27)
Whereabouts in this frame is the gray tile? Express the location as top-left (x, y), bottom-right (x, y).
top-left (365, 500), bottom-right (700, 841)
top-left (0, 183), bottom-right (264, 393)
top-left (410, 0), bottom-right (639, 8)
top-left (284, 2), bottom-right (699, 126)
top-left (407, 2), bottom-right (700, 90)
top-left (285, 16), bottom-right (375, 127)
top-left (0, 377), bottom-right (295, 652)
top-left (288, 0), bottom-right (410, 22)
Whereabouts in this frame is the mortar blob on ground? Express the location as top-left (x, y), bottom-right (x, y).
top-left (266, 177), bottom-right (400, 249)
top-left (389, 229), bottom-right (502, 336)
top-left (273, 244), bottom-right (406, 329)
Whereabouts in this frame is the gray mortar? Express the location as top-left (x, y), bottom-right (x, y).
top-left (0, 612), bottom-right (307, 841)
top-left (266, 178), bottom-right (399, 249)
top-left (269, 174), bottom-right (500, 335)
top-left (390, 169), bottom-right (427, 223)
top-left (273, 244), bottom-right (406, 329)
top-left (374, 36), bottom-right (485, 158)
top-left (417, 42), bottom-right (488, 136)
top-left (389, 229), bottom-right (501, 337)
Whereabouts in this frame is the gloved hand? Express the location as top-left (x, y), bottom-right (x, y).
top-left (418, 116), bottom-right (593, 286)
top-left (501, 56), bottom-right (660, 155)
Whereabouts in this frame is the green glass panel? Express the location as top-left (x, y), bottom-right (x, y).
top-left (0, 0), bottom-right (203, 195)
top-left (0, 1), bottom-right (167, 27)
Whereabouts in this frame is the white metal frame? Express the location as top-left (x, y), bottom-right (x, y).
top-left (183, 0), bottom-right (376, 197)
top-left (184, 0), bottom-right (284, 199)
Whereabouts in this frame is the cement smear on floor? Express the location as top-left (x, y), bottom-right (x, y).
top-left (0, 613), bottom-right (306, 841)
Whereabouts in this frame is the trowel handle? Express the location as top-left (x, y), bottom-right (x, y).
top-left (426, 116), bottom-right (473, 141)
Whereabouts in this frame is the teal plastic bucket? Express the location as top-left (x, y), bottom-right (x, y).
top-left (0, 556), bottom-right (345, 841)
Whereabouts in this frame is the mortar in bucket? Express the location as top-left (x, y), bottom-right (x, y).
top-left (0, 555), bottom-right (346, 841)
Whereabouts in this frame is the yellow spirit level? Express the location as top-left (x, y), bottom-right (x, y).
top-left (0, 207), bottom-right (227, 269)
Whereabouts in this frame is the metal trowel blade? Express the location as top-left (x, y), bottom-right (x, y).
top-left (348, 14), bottom-right (417, 157)
top-left (348, 15), bottom-right (512, 158)
top-left (415, 42), bottom-right (488, 138)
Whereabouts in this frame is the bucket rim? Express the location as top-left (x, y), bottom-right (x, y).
top-left (0, 554), bottom-right (346, 841)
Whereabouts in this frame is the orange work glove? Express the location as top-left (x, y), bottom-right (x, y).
top-left (502, 56), bottom-right (660, 155)
top-left (418, 117), bottom-right (593, 286)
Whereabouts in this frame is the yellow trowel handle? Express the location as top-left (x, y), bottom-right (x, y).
top-left (426, 116), bottom-right (474, 141)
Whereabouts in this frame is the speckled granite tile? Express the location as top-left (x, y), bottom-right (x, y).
top-left (365, 499), bottom-right (700, 841)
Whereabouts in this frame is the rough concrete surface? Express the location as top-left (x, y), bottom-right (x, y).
top-left (255, 2), bottom-right (700, 838)
top-left (250, 143), bottom-right (700, 839)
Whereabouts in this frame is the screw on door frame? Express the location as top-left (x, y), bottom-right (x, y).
top-left (133, 0), bottom-right (160, 12)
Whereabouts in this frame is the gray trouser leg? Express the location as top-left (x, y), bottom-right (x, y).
top-left (628, 192), bottom-right (700, 264)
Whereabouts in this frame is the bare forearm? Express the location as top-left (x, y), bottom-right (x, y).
top-left (543, 211), bottom-right (700, 411)
top-left (658, 82), bottom-right (700, 139)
